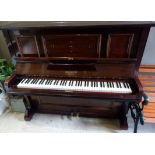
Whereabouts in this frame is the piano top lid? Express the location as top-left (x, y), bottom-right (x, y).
top-left (0, 21), bottom-right (155, 29)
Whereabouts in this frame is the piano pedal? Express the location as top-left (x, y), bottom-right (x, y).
top-left (67, 112), bottom-right (74, 120)
top-left (61, 115), bottom-right (64, 120)
top-left (76, 112), bottom-right (80, 119)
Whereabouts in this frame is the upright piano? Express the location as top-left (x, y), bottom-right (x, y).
top-left (2, 22), bottom-right (153, 132)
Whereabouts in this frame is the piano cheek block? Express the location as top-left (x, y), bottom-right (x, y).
top-left (4, 21), bottom-right (153, 133)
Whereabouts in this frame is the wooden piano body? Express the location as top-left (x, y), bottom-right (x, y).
top-left (2, 22), bottom-right (153, 132)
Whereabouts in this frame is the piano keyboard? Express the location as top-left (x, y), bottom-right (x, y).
top-left (17, 78), bottom-right (132, 94)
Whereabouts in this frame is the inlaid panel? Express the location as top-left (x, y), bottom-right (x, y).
top-left (107, 34), bottom-right (134, 58)
top-left (42, 34), bottom-right (101, 58)
top-left (16, 36), bottom-right (40, 57)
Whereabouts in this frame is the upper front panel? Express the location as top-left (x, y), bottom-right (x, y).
top-left (5, 25), bottom-right (150, 71)
top-left (107, 34), bottom-right (134, 58)
top-left (42, 34), bottom-right (101, 58)
top-left (16, 36), bottom-right (40, 57)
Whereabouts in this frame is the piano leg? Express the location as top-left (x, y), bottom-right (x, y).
top-left (23, 96), bottom-right (34, 121)
top-left (119, 102), bottom-right (128, 130)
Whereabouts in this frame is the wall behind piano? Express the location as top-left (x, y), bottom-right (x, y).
top-left (141, 27), bottom-right (155, 65)
top-left (0, 31), bottom-right (11, 61)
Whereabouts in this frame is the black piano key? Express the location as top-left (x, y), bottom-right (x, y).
top-left (70, 81), bottom-right (72, 86)
top-left (56, 80), bottom-right (59, 85)
top-left (20, 79), bottom-right (26, 83)
top-left (86, 81), bottom-right (88, 87)
top-left (79, 81), bottom-right (81, 86)
top-left (32, 79), bottom-right (36, 84)
top-left (34, 79), bottom-right (38, 84)
top-left (110, 82), bottom-right (112, 87)
top-left (26, 79), bottom-right (30, 84)
top-left (30, 79), bottom-right (34, 84)
top-left (50, 80), bottom-right (53, 85)
top-left (49, 80), bottom-right (52, 85)
top-left (40, 79), bottom-right (43, 84)
top-left (30, 79), bottom-right (34, 83)
top-left (25, 79), bottom-right (29, 84)
top-left (124, 82), bottom-right (127, 88)
top-left (112, 82), bottom-right (114, 88)
top-left (47, 80), bottom-right (51, 85)
top-left (63, 80), bottom-right (66, 86)
top-left (107, 82), bottom-right (109, 88)
top-left (119, 82), bottom-right (122, 88)
top-left (59, 80), bottom-right (63, 86)
top-left (24, 79), bottom-right (28, 83)
top-left (63, 80), bottom-right (66, 85)
top-left (45, 80), bottom-right (48, 85)
top-left (71, 81), bottom-right (73, 86)
top-left (77, 81), bottom-right (80, 86)
top-left (65, 80), bottom-right (68, 85)
top-left (69, 81), bottom-right (71, 86)
top-left (64, 80), bottom-right (66, 86)
top-left (109, 82), bottom-right (112, 88)
top-left (41, 80), bottom-right (45, 84)
top-left (126, 83), bottom-right (130, 88)
top-left (68, 81), bottom-right (71, 86)
top-left (39, 80), bottom-right (42, 84)
top-left (84, 81), bottom-right (86, 87)
top-left (53, 80), bottom-right (56, 85)
top-left (61, 80), bottom-right (63, 85)
top-left (38, 80), bottom-right (41, 84)
top-left (123, 83), bottom-right (126, 88)
top-left (48, 80), bottom-right (50, 85)
top-left (60, 80), bottom-right (63, 85)
top-left (116, 82), bottom-right (119, 88)
top-left (27, 79), bottom-right (32, 84)
top-left (33, 79), bottom-right (37, 84)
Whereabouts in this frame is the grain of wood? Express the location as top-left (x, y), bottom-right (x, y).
top-left (144, 87), bottom-right (155, 92)
top-left (142, 81), bottom-right (155, 86)
top-left (139, 65), bottom-right (155, 123)
top-left (139, 75), bottom-right (155, 80)
top-left (139, 68), bottom-right (155, 73)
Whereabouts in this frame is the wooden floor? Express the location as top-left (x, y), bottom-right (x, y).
top-left (139, 65), bottom-right (155, 123)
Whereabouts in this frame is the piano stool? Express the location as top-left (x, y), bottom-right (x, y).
top-left (139, 65), bottom-right (155, 123)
